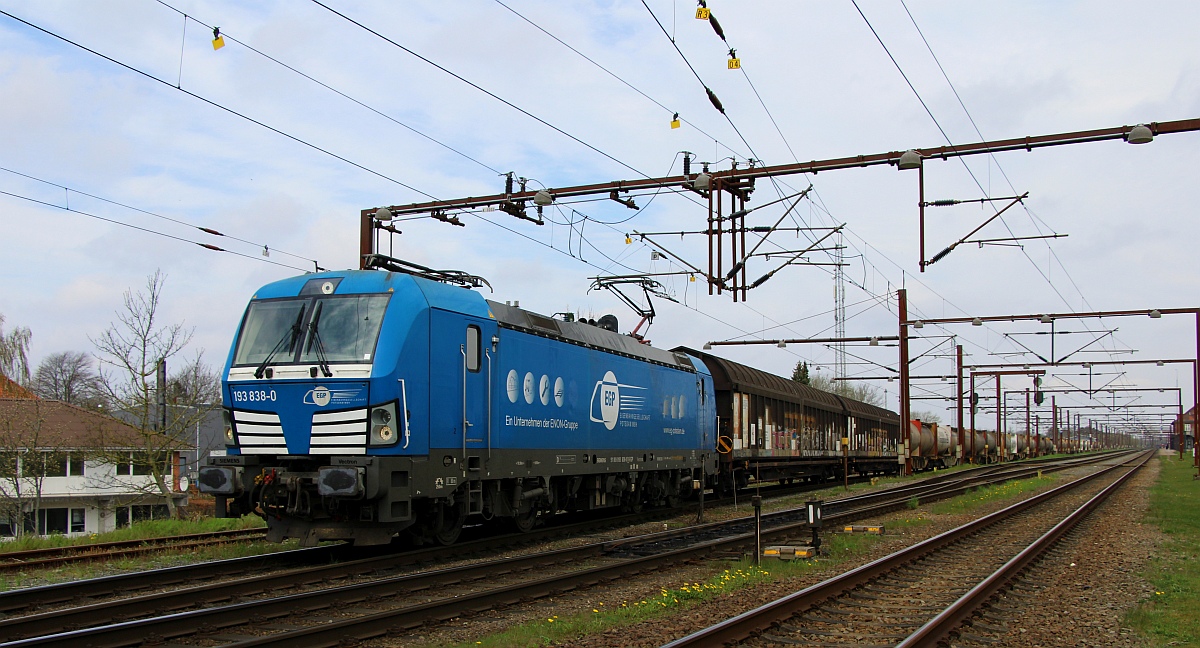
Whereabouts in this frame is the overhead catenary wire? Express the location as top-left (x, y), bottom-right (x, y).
top-left (0, 189), bottom-right (311, 272)
top-left (850, 0), bottom-right (1078, 312)
top-left (0, 7), bottom-right (439, 202)
top-left (0, 165), bottom-right (324, 270)
top-left (897, 0), bottom-right (1130, 376)
top-left (638, 0), bottom-right (762, 162)
top-left (152, 0), bottom-right (504, 177)
top-left (310, 0), bottom-right (657, 183)
top-left (489, 0), bottom-right (746, 161)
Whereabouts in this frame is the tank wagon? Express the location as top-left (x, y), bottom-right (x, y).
top-left (906, 420), bottom-right (959, 470)
top-left (198, 269), bottom-right (715, 546)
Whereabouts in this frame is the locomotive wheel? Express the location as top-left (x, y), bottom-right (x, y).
top-left (433, 499), bottom-right (467, 546)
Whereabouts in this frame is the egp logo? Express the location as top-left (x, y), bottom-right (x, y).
top-left (304, 386), bottom-right (332, 407)
top-left (589, 371), bottom-right (621, 430)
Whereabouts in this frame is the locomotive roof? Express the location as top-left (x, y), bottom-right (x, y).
top-left (676, 347), bottom-right (899, 423)
top-left (487, 301), bottom-right (696, 371)
top-left (248, 270), bottom-right (697, 370)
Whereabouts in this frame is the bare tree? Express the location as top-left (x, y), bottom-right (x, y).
top-left (168, 353), bottom-right (222, 407)
top-left (32, 351), bottom-right (103, 407)
top-left (90, 271), bottom-right (205, 518)
top-left (0, 400), bottom-right (63, 537)
top-left (809, 372), bottom-right (885, 407)
top-left (913, 409), bottom-right (944, 424)
top-left (0, 313), bottom-right (32, 385)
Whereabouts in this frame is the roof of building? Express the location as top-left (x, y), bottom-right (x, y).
top-left (0, 399), bottom-right (148, 450)
top-left (1173, 405), bottom-right (1197, 425)
top-left (0, 376), bottom-right (36, 399)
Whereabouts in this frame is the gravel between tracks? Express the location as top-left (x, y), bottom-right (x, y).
top-left (952, 453), bottom-right (1163, 648)
top-left (368, 460), bottom-right (1157, 648)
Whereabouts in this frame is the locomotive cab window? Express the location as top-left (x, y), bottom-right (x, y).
top-left (233, 294), bottom-right (390, 367)
top-left (465, 325), bottom-right (481, 372)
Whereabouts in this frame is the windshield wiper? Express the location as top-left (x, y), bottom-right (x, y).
top-left (254, 305), bottom-right (306, 379)
top-left (305, 301), bottom-right (333, 378)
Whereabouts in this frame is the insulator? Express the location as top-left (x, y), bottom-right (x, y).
top-left (708, 14), bottom-right (726, 40)
top-left (199, 227), bottom-right (223, 236)
top-left (928, 245), bottom-right (954, 265)
top-left (705, 87), bottom-right (725, 114)
top-left (929, 199), bottom-right (960, 207)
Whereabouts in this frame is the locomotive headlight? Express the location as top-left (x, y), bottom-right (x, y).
top-left (222, 410), bottom-right (235, 445)
top-left (369, 402), bottom-right (400, 446)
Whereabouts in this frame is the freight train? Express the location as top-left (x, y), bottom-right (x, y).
top-left (197, 262), bottom-right (1055, 546)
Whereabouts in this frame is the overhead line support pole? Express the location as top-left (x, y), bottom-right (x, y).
top-left (918, 164), bottom-right (925, 273)
top-left (898, 289), bottom-right (911, 476)
top-left (957, 344), bottom-right (965, 464)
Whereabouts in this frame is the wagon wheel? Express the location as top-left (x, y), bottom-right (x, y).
top-left (511, 507), bottom-right (537, 533)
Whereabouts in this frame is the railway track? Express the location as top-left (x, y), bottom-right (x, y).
top-left (662, 450), bottom-right (1152, 647)
top-left (0, 451), bottom-right (1073, 612)
top-left (0, 452), bottom-right (1128, 647)
top-left (0, 458), bottom-right (1015, 578)
top-left (0, 527), bottom-right (269, 573)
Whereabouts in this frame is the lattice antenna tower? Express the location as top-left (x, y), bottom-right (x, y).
top-left (834, 229), bottom-right (847, 382)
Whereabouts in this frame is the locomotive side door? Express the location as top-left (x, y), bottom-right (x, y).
top-left (430, 310), bottom-right (496, 468)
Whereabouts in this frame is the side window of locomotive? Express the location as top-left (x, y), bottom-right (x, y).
top-left (465, 325), bottom-right (481, 373)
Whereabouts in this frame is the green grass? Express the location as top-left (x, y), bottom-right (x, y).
top-left (1124, 456), bottom-right (1200, 646)
top-left (928, 474), bottom-right (1057, 515)
top-left (440, 533), bottom-right (879, 648)
top-left (0, 516), bottom-right (287, 592)
top-left (0, 516), bottom-right (266, 554)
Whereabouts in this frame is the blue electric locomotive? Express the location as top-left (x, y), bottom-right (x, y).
top-left (198, 267), bottom-right (716, 545)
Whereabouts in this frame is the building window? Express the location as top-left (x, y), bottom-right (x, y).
top-left (38, 508), bottom-right (69, 535)
top-left (116, 507), bottom-right (130, 529)
top-left (68, 454), bottom-right (85, 476)
top-left (132, 504), bottom-right (169, 523)
top-left (132, 453), bottom-right (154, 476)
top-left (0, 452), bottom-right (18, 479)
top-left (42, 453), bottom-right (68, 477)
top-left (70, 508), bottom-right (85, 533)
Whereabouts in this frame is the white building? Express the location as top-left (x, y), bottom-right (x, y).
top-left (0, 398), bottom-right (188, 537)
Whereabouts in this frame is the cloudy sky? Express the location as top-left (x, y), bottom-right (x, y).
top-left (2, 1), bottom-right (1197, 433)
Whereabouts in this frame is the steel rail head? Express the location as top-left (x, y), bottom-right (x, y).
top-left (661, 452), bottom-right (1139, 647)
top-left (896, 450), bottom-right (1153, 648)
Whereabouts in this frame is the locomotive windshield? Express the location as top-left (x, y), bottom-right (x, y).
top-left (233, 294), bottom-right (390, 367)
